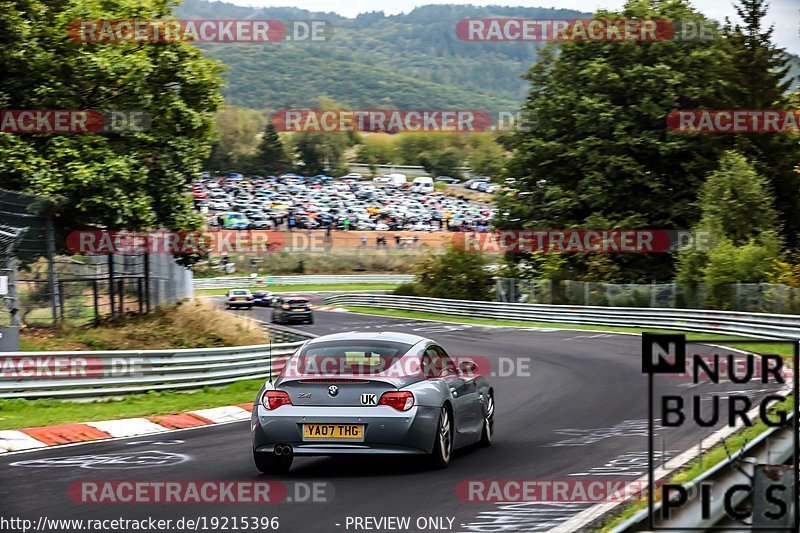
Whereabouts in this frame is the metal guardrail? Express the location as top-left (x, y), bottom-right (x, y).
top-left (349, 163), bottom-right (473, 177)
top-left (194, 274), bottom-right (413, 290)
top-left (323, 294), bottom-right (800, 339)
top-left (0, 324), bottom-right (315, 399)
top-left (0, 343), bottom-right (301, 399)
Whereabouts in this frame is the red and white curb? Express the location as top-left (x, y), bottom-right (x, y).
top-left (0, 403), bottom-right (254, 454)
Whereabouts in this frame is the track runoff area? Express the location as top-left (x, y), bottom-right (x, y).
top-left (1, 307), bottom-right (793, 532)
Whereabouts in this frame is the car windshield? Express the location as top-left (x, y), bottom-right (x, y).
top-left (290, 340), bottom-right (412, 376)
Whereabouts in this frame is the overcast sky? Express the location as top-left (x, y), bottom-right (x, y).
top-left (223, 0), bottom-right (799, 54)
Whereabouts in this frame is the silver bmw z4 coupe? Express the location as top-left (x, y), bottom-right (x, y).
top-left (251, 331), bottom-right (495, 473)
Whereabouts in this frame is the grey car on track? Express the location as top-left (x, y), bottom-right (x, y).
top-left (251, 331), bottom-right (494, 473)
top-left (270, 296), bottom-right (314, 324)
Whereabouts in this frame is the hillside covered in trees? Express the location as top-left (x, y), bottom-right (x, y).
top-left (178, 0), bottom-right (799, 116)
top-left (175, 1), bottom-right (584, 115)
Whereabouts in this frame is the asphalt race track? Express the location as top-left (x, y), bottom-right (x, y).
top-left (0, 307), bottom-right (786, 533)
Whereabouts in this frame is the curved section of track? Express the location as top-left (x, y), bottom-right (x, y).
top-left (0, 307), bottom-right (779, 532)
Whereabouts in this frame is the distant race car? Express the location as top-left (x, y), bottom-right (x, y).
top-left (251, 332), bottom-right (494, 473)
top-left (252, 290), bottom-right (274, 307)
top-left (226, 289), bottom-right (254, 309)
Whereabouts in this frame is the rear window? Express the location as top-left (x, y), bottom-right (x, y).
top-left (230, 290), bottom-right (250, 296)
top-left (291, 340), bottom-right (412, 376)
top-left (286, 298), bottom-right (309, 305)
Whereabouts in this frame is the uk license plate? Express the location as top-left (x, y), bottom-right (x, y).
top-left (303, 424), bottom-right (363, 440)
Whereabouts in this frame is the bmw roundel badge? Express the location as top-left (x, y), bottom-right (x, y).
top-left (328, 385), bottom-right (339, 397)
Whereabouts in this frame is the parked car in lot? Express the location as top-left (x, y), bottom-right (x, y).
top-left (384, 173), bottom-right (408, 187)
top-left (464, 177), bottom-right (489, 188)
top-left (411, 176), bottom-right (434, 193)
top-left (207, 201), bottom-right (230, 210)
top-left (219, 212), bottom-right (251, 229)
top-left (195, 172), bottom-right (496, 232)
top-left (271, 296), bottom-right (314, 324)
top-left (253, 291), bottom-right (274, 307)
top-left (339, 173), bottom-right (364, 180)
top-left (226, 289), bottom-right (254, 309)
top-left (249, 220), bottom-right (272, 229)
top-left (251, 332), bottom-right (494, 473)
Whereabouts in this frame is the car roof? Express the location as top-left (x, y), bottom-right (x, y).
top-left (305, 331), bottom-right (430, 346)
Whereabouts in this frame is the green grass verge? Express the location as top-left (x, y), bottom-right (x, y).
top-left (0, 379), bottom-right (265, 430)
top-left (341, 306), bottom-right (794, 357)
top-left (197, 283), bottom-right (400, 296)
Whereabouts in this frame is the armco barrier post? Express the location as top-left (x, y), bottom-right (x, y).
top-left (144, 246), bottom-right (151, 313)
top-left (92, 279), bottom-right (99, 325)
top-left (108, 253), bottom-right (115, 319)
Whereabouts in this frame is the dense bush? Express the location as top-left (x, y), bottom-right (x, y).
top-left (404, 245), bottom-right (493, 301)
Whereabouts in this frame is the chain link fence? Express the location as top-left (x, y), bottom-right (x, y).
top-left (496, 278), bottom-right (800, 314)
top-left (1, 188), bottom-right (193, 330)
top-left (17, 252), bottom-right (193, 327)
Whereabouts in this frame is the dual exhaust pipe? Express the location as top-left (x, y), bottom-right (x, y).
top-left (274, 444), bottom-right (293, 456)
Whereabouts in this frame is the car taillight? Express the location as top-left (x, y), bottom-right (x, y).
top-left (262, 390), bottom-right (292, 410)
top-left (282, 303), bottom-right (290, 309)
top-left (247, 296), bottom-right (254, 301)
top-left (379, 391), bottom-right (414, 411)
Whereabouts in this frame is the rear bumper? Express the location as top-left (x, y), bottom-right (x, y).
top-left (252, 405), bottom-right (439, 455)
top-left (281, 311), bottom-right (313, 321)
top-left (228, 301), bottom-right (253, 307)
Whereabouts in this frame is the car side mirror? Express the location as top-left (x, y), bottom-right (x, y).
top-left (458, 360), bottom-right (479, 377)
